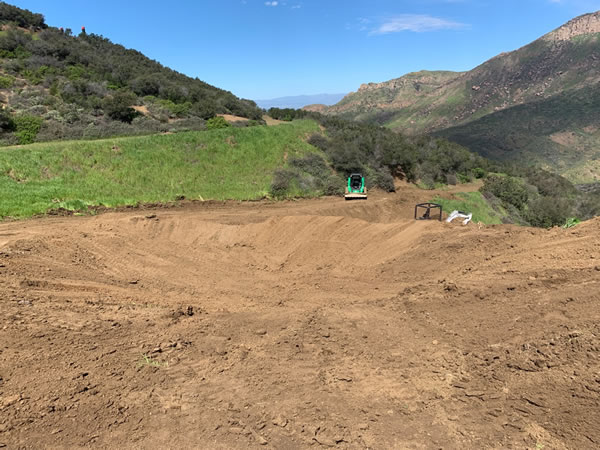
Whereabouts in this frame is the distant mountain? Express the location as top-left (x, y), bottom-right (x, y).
top-left (0, 2), bottom-right (263, 145)
top-left (256, 93), bottom-right (347, 110)
top-left (321, 11), bottom-right (600, 183)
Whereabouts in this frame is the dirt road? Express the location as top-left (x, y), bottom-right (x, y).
top-left (1, 185), bottom-right (599, 449)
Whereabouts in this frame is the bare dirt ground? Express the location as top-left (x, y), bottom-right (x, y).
top-left (1, 184), bottom-right (599, 449)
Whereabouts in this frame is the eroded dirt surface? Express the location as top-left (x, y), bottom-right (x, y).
top-left (1, 185), bottom-right (599, 449)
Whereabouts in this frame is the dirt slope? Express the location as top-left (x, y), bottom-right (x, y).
top-left (1, 185), bottom-right (599, 449)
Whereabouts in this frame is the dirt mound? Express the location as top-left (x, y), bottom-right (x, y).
top-left (1, 188), bottom-right (599, 448)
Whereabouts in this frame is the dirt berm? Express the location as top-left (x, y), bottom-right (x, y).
top-left (1, 185), bottom-right (599, 449)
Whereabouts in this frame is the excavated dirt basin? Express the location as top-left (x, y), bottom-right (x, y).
top-left (1, 185), bottom-right (599, 448)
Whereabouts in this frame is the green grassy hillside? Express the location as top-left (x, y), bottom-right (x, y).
top-left (0, 120), bottom-right (321, 218)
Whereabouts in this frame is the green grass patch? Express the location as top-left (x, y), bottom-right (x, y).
top-left (0, 120), bottom-right (321, 218)
top-left (431, 191), bottom-right (503, 225)
top-left (138, 353), bottom-right (168, 368)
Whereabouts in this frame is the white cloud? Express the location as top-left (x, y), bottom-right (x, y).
top-left (265, 1), bottom-right (279, 6)
top-left (371, 14), bottom-right (467, 34)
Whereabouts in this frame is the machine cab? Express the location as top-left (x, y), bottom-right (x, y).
top-left (348, 173), bottom-right (365, 193)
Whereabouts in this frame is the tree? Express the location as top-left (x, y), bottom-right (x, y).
top-left (103, 91), bottom-right (137, 123)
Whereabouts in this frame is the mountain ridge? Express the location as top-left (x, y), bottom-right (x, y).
top-left (256, 93), bottom-right (347, 110)
top-left (318, 11), bottom-right (600, 182)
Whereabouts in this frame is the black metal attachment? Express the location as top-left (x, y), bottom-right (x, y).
top-left (414, 202), bottom-right (442, 221)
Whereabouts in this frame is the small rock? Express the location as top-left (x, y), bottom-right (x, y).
top-left (255, 329), bottom-right (267, 336)
top-left (443, 282), bottom-right (458, 292)
top-left (432, 340), bottom-right (439, 345)
top-left (272, 415), bottom-right (288, 427)
top-left (1, 394), bottom-right (20, 409)
top-left (145, 214), bottom-right (157, 219)
top-left (357, 423), bottom-right (369, 430)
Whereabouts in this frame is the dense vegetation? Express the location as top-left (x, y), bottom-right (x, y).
top-left (0, 2), bottom-right (45, 29)
top-left (0, 2), bottom-right (263, 145)
top-left (478, 167), bottom-right (600, 228)
top-left (269, 108), bottom-right (600, 227)
top-left (268, 108), bottom-right (492, 193)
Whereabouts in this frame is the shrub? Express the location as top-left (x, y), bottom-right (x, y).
top-left (14, 113), bottom-right (42, 144)
top-left (322, 174), bottom-right (345, 196)
top-left (576, 192), bottom-right (600, 220)
top-left (307, 133), bottom-right (329, 151)
top-left (289, 153), bottom-right (330, 178)
top-left (472, 167), bottom-right (486, 179)
top-left (268, 108), bottom-right (298, 121)
top-left (481, 174), bottom-right (529, 211)
top-left (270, 168), bottom-right (297, 197)
top-left (0, 108), bottom-right (16, 132)
top-left (367, 168), bottom-right (395, 192)
top-left (0, 75), bottom-right (14, 88)
top-left (192, 101), bottom-right (217, 120)
top-left (562, 217), bottom-right (581, 228)
top-left (206, 116), bottom-right (230, 130)
top-left (526, 196), bottom-right (572, 228)
top-left (102, 91), bottom-right (137, 123)
top-left (524, 168), bottom-right (577, 198)
top-left (157, 99), bottom-right (191, 118)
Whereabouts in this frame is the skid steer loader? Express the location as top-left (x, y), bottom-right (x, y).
top-left (344, 173), bottom-right (367, 200)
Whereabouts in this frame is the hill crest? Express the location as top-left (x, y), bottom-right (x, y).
top-left (543, 10), bottom-right (600, 42)
top-left (0, 2), bottom-right (263, 145)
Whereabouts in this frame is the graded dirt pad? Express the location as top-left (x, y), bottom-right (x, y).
top-left (1, 186), bottom-right (599, 449)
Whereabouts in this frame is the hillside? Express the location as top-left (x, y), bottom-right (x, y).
top-left (319, 11), bottom-right (600, 182)
top-left (0, 120), bottom-right (321, 218)
top-left (0, 2), bottom-right (263, 145)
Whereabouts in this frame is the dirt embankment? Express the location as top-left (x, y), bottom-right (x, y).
top-left (1, 186), bottom-right (599, 448)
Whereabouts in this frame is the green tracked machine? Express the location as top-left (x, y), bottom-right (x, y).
top-left (344, 173), bottom-right (367, 200)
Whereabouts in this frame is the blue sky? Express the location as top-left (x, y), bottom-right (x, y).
top-left (8, 0), bottom-right (600, 100)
